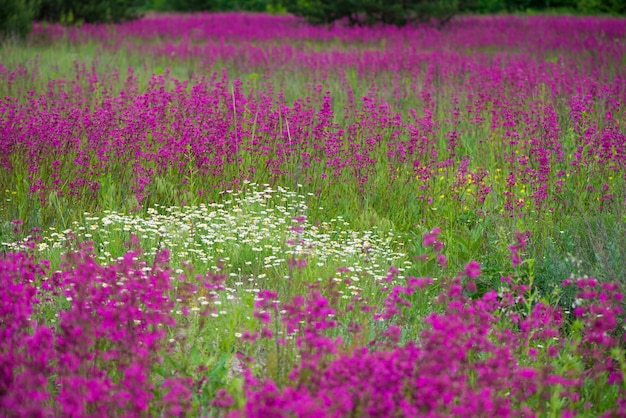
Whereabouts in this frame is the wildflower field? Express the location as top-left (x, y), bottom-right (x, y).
top-left (1, 12), bottom-right (625, 417)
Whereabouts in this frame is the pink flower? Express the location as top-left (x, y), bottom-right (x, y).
top-left (464, 261), bottom-right (481, 278)
top-left (423, 227), bottom-right (441, 247)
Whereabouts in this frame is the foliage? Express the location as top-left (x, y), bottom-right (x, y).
top-left (575, 0), bottom-right (626, 15)
top-left (166, 0), bottom-right (278, 12)
top-left (281, 0), bottom-right (477, 27)
top-left (470, 0), bottom-right (626, 14)
top-left (0, 0), bottom-right (37, 41)
top-left (1, 234), bottom-right (624, 416)
top-left (155, 0), bottom-right (626, 16)
top-left (36, 0), bottom-right (147, 24)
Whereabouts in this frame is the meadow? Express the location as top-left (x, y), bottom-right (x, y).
top-left (1, 12), bottom-right (625, 416)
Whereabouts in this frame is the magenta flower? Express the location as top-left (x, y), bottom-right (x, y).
top-left (464, 261), bottom-right (481, 278)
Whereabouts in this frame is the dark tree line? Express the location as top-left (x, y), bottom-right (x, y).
top-left (279, 0), bottom-right (474, 27)
top-left (2, 0), bottom-right (625, 41)
top-left (1, 0), bottom-right (147, 41)
top-left (164, 0), bottom-right (626, 22)
top-left (35, 0), bottom-right (146, 24)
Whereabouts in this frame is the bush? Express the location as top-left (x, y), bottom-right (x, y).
top-left (167, 0), bottom-right (273, 12)
top-left (0, 0), bottom-right (37, 41)
top-left (283, 0), bottom-right (479, 27)
top-left (576, 0), bottom-right (626, 15)
top-left (151, 0), bottom-right (626, 16)
top-left (36, 0), bottom-right (147, 24)
top-left (362, 0), bottom-right (461, 26)
top-left (280, 0), bottom-right (354, 24)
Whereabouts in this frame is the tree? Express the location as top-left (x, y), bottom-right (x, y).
top-left (283, 0), bottom-right (477, 27)
top-left (0, 0), bottom-right (37, 41)
top-left (36, 0), bottom-right (147, 24)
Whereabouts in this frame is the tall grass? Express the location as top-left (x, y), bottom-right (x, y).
top-left (1, 12), bottom-right (625, 416)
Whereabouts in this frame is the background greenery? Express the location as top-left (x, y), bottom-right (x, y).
top-left (2, 0), bottom-right (625, 41)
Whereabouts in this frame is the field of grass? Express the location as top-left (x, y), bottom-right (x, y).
top-left (1, 12), bottom-right (625, 417)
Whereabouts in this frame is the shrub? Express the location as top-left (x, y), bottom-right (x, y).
top-left (36, 0), bottom-right (147, 24)
top-left (167, 0), bottom-right (273, 12)
top-left (576, 0), bottom-right (626, 15)
top-left (0, 0), bottom-right (37, 41)
top-left (283, 0), bottom-right (474, 27)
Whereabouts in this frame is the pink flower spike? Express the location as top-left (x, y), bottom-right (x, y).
top-left (423, 227), bottom-right (441, 247)
top-left (464, 261), bottom-right (481, 278)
